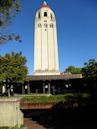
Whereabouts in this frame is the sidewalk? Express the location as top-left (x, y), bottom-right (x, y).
top-left (24, 118), bottom-right (46, 129)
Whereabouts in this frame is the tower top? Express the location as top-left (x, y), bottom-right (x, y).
top-left (43, 1), bottom-right (47, 5)
top-left (40, 1), bottom-right (49, 8)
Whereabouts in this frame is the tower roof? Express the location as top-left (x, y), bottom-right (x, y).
top-left (40, 1), bottom-right (50, 8)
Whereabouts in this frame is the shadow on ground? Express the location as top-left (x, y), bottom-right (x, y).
top-left (22, 96), bottom-right (97, 129)
top-left (23, 95), bottom-right (97, 129)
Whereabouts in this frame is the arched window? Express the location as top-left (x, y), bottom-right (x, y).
top-left (38, 12), bottom-right (41, 19)
top-left (44, 12), bottom-right (47, 17)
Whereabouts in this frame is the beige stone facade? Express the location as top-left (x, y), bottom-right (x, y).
top-left (0, 98), bottom-right (23, 127)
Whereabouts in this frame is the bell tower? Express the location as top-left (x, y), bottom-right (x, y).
top-left (34, 1), bottom-right (60, 75)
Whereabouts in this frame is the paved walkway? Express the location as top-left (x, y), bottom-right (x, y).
top-left (24, 118), bottom-right (46, 129)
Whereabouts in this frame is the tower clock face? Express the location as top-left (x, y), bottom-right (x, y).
top-left (38, 23), bottom-right (42, 27)
top-left (44, 24), bottom-right (48, 28)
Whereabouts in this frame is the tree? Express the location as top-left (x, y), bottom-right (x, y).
top-left (64, 66), bottom-right (81, 74)
top-left (0, 0), bottom-right (21, 44)
top-left (82, 59), bottom-right (97, 79)
top-left (82, 59), bottom-right (97, 98)
top-left (0, 52), bottom-right (28, 96)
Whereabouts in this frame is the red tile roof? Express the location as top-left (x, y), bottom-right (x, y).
top-left (40, 4), bottom-right (49, 9)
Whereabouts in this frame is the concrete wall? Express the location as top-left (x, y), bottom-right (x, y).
top-left (0, 98), bottom-right (23, 127)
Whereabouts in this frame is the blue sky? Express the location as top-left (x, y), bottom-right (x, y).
top-left (0, 0), bottom-right (97, 75)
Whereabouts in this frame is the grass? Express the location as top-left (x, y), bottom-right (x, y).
top-left (21, 93), bottom-right (90, 104)
top-left (0, 127), bottom-right (21, 129)
top-left (21, 94), bottom-right (66, 103)
top-left (0, 125), bottom-right (24, 129)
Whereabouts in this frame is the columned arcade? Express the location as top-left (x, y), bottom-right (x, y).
top-left (19, 74), bottom-right (82, 95)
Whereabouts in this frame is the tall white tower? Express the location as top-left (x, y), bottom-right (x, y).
top-left (34, 1), bottom-right (60, 75)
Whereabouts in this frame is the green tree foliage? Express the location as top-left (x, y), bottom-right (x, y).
top-left (0, 52), bottom-right (28, 95)
top-left (82, 59), bottom-right (97, 79)
top-left (64, 66), bottom-right (81, 74)
top-left (0, 0), bottom-right (21, 44)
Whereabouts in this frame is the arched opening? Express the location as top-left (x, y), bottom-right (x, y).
top-left (44, 12), bottom-right (47, 17)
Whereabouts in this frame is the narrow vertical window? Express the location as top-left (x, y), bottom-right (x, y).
top-left (51, 14), bottom-right (53, 20)
top-left (44, 12), bottom-right (47, 17)
top-left (50, 23), bottom-right (54, 28)
top-left (38, 12), bottom-right (40, 19)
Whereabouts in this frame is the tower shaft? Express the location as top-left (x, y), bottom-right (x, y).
top-left (34, 2), bottom-right (60, 75)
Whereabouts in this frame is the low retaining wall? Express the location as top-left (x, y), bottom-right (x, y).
top-left (0, 98), bottom-right (23, 127)
top-left (20, 102), bottom-right (79, 110)
top-left (20, 102), bottom-right (55, 109)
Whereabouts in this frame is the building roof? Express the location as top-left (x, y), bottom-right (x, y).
top-left (40, 1), bottom-right (50, 9)
top-left (26, 74), bottom-right (82, 81)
